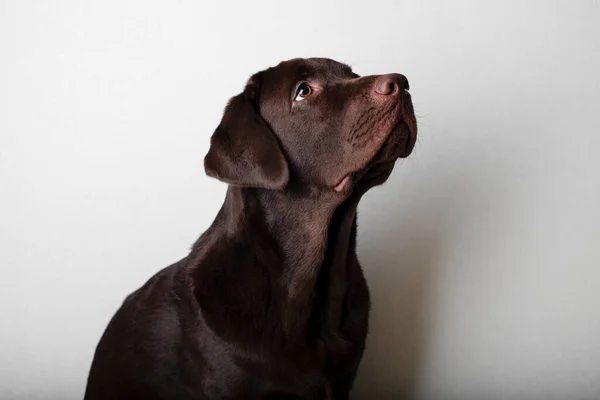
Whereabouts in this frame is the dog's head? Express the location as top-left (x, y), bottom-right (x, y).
top-left (204, 58), bottom-right (417, 197)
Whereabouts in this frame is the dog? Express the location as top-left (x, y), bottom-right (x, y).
top-left (84, 57), bottom-right (417, 400)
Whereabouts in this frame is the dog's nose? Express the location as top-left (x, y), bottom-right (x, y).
top-left (373, 74), bottom-right (409, 96)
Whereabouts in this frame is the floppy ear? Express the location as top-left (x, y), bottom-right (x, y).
top-left (204, 75), bottom-right (289, 190)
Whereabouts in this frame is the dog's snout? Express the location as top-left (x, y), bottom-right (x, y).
top-left (373, 74), bottom-right (409, 96)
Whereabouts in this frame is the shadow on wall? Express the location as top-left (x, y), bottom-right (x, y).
top-left (350, 149), bottom-right (494, 400)
top-left (352, 212), bottom-right (442, 400)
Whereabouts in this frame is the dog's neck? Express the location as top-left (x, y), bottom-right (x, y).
top-left (195, 184), bottom-right (360, 336)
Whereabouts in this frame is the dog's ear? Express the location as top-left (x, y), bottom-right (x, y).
top-left (204, 74), bottom-right (289, 190)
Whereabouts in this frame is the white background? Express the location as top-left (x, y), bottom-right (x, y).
top-left (1, 1), bottom-right (599, 399)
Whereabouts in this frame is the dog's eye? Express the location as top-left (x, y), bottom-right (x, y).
top-left (294, 83), bottom-right (312, 101)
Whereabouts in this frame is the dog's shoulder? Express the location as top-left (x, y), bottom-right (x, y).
top-left (97, 258), bottom-right (196, 355)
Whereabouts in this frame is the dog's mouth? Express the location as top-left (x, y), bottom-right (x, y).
top-left (333, 111), bottom-right (417, 193)
top-left (395, 91), bottom-right (418, 159)
top-left (385, 116), bottom-right (417, 160)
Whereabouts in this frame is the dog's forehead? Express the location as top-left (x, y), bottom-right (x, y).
top-left (265, 58), bottom-right (355, 85)
top-left (290, 58), bottom-right (353, 76)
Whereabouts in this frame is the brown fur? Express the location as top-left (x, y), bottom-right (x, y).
top-left (84, 58), bottom-right (417, 400)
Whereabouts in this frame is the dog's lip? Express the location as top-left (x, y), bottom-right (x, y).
top-left (331, 121), bottom-right (403, 193)
top-left (332, 173), bottom-right (353, 193)
top-left (331, 106), bottom-right (416, 193)
top-left (396, 116), bottom-right (417, 159)
top-left (398, 94), bottom-right (417, 157)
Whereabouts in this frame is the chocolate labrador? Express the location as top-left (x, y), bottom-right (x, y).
top-left (85, 57), bottom-right (417, 400)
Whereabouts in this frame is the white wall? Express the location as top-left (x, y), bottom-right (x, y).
top-left (1, 1), bottom-right (599, 399)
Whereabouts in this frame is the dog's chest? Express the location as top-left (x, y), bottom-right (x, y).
top-left (196, 327), bottom-right (357, 399)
